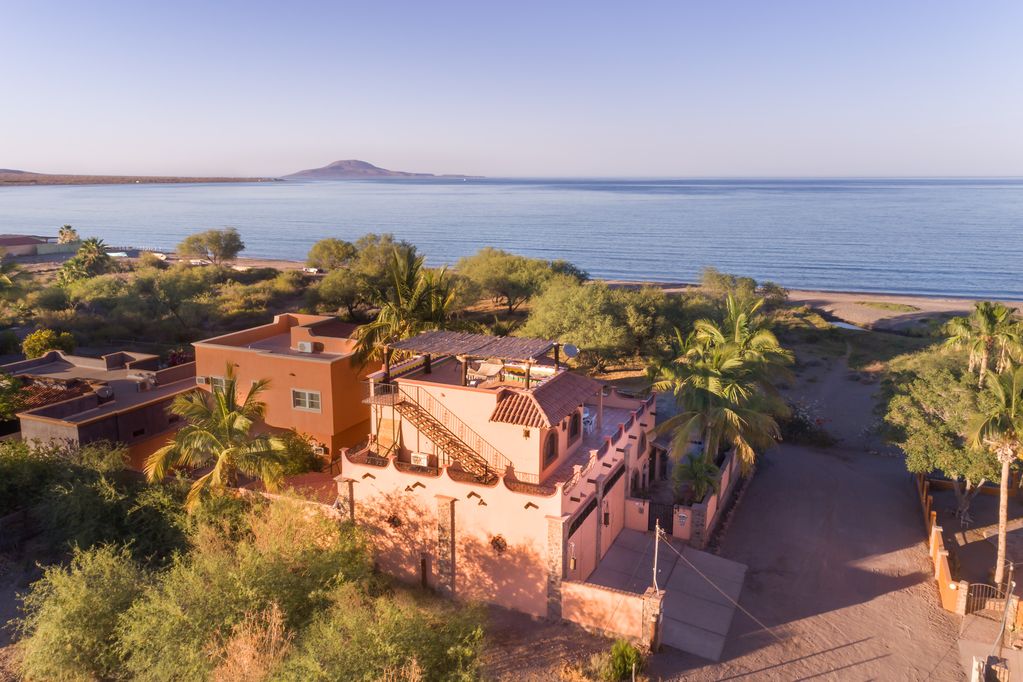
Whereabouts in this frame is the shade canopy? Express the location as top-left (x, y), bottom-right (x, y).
top-left (388, 331), bottom-right (556, 362)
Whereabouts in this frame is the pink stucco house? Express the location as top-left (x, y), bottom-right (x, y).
top-left (336, 331), bottom-right (663, 636)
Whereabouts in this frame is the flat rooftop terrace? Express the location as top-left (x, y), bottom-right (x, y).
top-left (545, 404), bottom-right (634, 484)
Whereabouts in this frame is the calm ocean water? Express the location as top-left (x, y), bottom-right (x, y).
top-left (1, 178), bottom-right (1021, 298)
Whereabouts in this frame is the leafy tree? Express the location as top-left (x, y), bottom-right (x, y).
top-left (354, 249), bottom-right (457, 360)
top-left (518, 277), bottom-right (627, 369)
top-left (884, 349), bottom-right (997, 520)
top-left (57, 224), bottom-right (80, 244)
top-left (945, 301), bottom-right (1020, 386)
top-left (146, 367), bottom-right (288, 509)
top-left (672, 453), bottom-right (720, 504)
top-left (314, 268), bottom-right (363, 319)
top-left (0, 372), bottom-right (25, 420)
top-left (350, 233), bottom-right (417, 303)
top-left (457, 247), bottom-right (562, 313)
top-left (22, 328), bottom-right (75, 358)
top-left (177, 227), bottom-right (245, 265)
top-left (28, 285), bottom-right (71, 312)
top-left (15, 545), bottom-right (145, 681)
top-left (611, 286), bottom-right (672, 358)
top-left (307, 237), bottom-right (357, 271)
top-left (968, 366), bottom-right (1023, 586)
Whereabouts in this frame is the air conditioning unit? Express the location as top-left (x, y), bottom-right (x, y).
top-left (195, 376), bottom-right (210, 385)
top-left (410, 452), bottom-right (430, 467)
top-left (296, 341), bottom-right (314, 353)
top-left (312, 445), bottom-right (328, 456)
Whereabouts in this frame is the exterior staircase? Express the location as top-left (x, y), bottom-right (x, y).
top-left (392, 400), bottom-right (496, 482)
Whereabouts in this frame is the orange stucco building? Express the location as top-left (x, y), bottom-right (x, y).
top-left (193, 314), bottom-right (378, 462)
top-left (336, 331), bottom-right (662, 636)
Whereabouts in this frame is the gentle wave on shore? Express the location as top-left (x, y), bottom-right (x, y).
top-left (1, 177), bottom-right (1021, 299)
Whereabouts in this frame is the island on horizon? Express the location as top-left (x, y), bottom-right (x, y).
top-left (284, 159), bottom-right (482, 180)
top-left (0, 159), bottom-right (480, 186)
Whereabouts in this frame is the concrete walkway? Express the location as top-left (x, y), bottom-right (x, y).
top-left (587, 529), bottom-right (748, 661)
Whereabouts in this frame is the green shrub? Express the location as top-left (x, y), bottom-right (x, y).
top-left (278, 584), bottom-right (484, 681)
top-left (22, 327), bottom-right (75, 358)
top-left (16, 545), bottom-right (145, 681)
top-left (279, 430), bottom-right (323, 476)
top-left (583, 639), bottom-right (644, 681)
top-left (29, 286), bottom-right (72, 312)
top-left (137, 251), bottom-right (168, 269)
top-left (0, 441), bottom-right (60, 515)
top-left (118, 498), bottom-right (372, 680)
top-left (0, 329), bottom-right (19, 354)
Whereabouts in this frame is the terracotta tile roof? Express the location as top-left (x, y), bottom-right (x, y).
top-left (20, 378), bottom-right (92, 409)
top-left (490, 372), bottom-right (602, 428)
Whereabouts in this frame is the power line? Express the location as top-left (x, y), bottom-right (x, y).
top-left (656, 527), bottom-right (786, 646)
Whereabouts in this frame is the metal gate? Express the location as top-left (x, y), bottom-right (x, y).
top-left (649, 502), bottom-right (674, 535)
top-left (965, 583), bottom-right (1006, 619)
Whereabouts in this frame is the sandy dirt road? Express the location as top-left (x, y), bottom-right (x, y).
top-left (646, 352), bottom-right (964, 680)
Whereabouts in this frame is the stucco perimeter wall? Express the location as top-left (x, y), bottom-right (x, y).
top-left (624, 497), bottom-right (649, 532)
top-left (342, 458), bottom-right (563, 618)
top-left (562, 580), bottom-right (645, 641)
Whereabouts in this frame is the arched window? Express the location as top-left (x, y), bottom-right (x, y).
top-left (569, 412), bottom-right (581, 442)
top-left (543, 430), bottom-right (559, 467)
top-left (638, 432), bottom-right (648, 457)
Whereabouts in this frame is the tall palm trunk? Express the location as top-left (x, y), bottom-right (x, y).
top-left (995, 454), bottom-right (1011, 586)
top-left (979, 348), bottom-right (990, 388)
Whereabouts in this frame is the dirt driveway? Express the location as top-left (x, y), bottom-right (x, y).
top-left (647, 350), bottom-right (964, 680)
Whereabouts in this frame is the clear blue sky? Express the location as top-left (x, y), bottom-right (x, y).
top-left (3, 1), bottom-right (1021, 177)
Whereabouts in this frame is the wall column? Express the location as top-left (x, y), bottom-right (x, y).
top-left (690, 503), bottom-right (708, 549)
top-left (436, 496), bottom-right (457, 598)
top-left (546, 515), bottom-right (567, 619)
top-left (336, 478), bottom-right (356, 523)
top-left (642, 587), bottom-right (664, 652)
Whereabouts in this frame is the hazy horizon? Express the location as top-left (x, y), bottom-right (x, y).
top-left (4, 1), bottom-right (1022, 178)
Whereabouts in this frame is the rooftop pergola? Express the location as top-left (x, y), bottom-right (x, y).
top-left (384, 331), bottom-right (563, 388)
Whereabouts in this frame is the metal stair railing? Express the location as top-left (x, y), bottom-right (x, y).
top-left (364, 381), bottom-right (548, 486)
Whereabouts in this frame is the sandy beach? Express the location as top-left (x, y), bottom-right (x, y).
top-left (20, 251), bottom-right (1020, 332)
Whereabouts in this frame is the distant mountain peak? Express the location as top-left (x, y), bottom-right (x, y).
top-left (285, 159), bottom-right (478, 180)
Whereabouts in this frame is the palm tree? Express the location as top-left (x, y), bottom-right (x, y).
top-left (672, 453), bottom-right (721, 504)
top-left (354, 248), bottom-right (457, 360)
top-left (145, 367), bottom-right (287, 509)
top-left (75, 238), bottom-right (112, 274)
top-left (651, 336), bottom-right (787, 474)
top-left (945, 302), bottom-right (1019, 386)
top-left (968, 365), bottom-right (1023, 586)
top-left (57, 224), bottom-right (80, 244)
top-left (692, 293), bottom-right (793, 382)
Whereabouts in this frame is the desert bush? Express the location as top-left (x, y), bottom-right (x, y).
top-left (118, 498), bottom-right (372, 680)
top-left (28, 285), bottom-right (71, 312)
top-left (0, 329), bottom-right (19, 354)
top-left (137, 251), bottom-right (168, 269)
top-left (277, 584), bottom-right (484, 681)
top-left (278, 430), bottom-right (324, 476)
top-left (16, 545), bottom-right (145, 681)
top-left (0, 441), bottom-right (60, 515)
top-left (580, 639), bottom-right (645, 681)
top-left (210, 603), bottom-right (294, 682)
top-left (22, 327), bottom-right (75, 358)
top-left (778, 399), bottom-right (837, 447)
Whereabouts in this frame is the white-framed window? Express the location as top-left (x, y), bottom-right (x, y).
top-left (292, 389), bottom-right (321, 412)
top-left (210, 376), bottom-right (227, 392)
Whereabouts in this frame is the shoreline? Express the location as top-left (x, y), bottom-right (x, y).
top-left (224, 257), bottom-right (1019, 331)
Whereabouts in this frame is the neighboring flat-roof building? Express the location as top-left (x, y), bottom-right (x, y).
top-left (5, 351), bottom-right (196, 468)
top-left (193, 314), bottom-right (379, 464)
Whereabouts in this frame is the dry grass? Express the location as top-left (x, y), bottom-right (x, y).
top-left (210, 603), bottom-right (293, 682)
